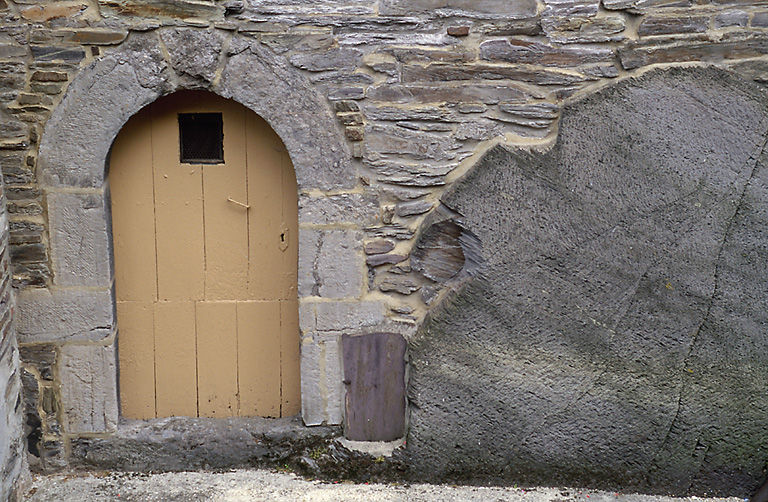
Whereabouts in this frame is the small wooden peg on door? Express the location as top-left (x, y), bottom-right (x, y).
top-left (227, 197), bottom-right (250, 210)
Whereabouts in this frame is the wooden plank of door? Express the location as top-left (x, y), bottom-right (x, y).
top-left (246, 113), bottom-right (285, 301)
top-left (110, 106), bottom-right (158, 302)
top-left (196, 301), bottom-right (238, 417)
top-left (155, 301), bottom-right (198, 417)
top-left (236, 301), bottom-right (281, 417)
top-left (202, 100), bottom-right (249, 301)
top-left (151, 99), bottom-right (205, 302)
top-left (280, 299), bottom-right (301, 416)
top-left (342, 333), bottom-right (407, 441)
top-left (117, 301), bottom-right (156, 419)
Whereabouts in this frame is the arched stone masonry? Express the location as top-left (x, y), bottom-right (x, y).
top-left (17, 29), bottom-right (383, 433)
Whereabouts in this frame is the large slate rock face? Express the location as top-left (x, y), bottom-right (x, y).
top-left (406, 67), bottom-right (768, 496)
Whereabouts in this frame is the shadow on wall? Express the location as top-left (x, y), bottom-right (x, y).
top-left (405, 66), bottom-right (768, 498)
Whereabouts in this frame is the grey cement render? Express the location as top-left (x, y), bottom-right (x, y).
top-left (28, 29), bottom-right (372, 430)
top-left (406, 67), bottom-right (768, 497)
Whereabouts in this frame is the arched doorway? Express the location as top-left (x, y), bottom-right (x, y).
top-left (109, 91), bottom-right (300, 419)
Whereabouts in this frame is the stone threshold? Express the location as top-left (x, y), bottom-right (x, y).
top-left (69, 416), bottom-right (340, 472)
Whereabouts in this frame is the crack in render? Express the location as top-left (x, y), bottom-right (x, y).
top-left (514, 205), bottom-right (706, 443)
top-left (654, 132), bottom-right (768, 464)
top-left (311, 232), bottom-right (323, 297)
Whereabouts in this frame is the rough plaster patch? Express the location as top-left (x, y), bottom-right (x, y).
top-left (406, 66), bottom-right (768, 497)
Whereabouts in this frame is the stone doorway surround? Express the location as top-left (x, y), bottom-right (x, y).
top-left (15, 29), bottom-right (385, 437)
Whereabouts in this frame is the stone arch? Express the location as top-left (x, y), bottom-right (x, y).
top-left (38, 29), bottom-right (353, 191)
top-left (24, 29), bottom-right (359, 431)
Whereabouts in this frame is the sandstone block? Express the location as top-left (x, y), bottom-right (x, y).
top-left (59, 344), bottom-right (118, 434)
top-left (218, 39), bottom-right (355, 191)
top-left (298, 192), bottom-right (379, 226)
top-left (16, 288), bottom-right (114, 344)
top-left (298, 229), bottom-right (363, 298)
top-left (300, 334), bottom-right (343, 425)
top-left (38, 33), bottom-right (168, 188)
top-left (159, 28), bottom-right (224, 85)
top-left (314, 300), bottom-right (385, 332)
top-left (47, 191), bottom-right (111, 288)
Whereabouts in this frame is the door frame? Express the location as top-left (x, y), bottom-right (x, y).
top-left (19, 30), bottom-right (383, 435)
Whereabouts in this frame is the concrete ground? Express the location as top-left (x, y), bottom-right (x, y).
top-left (22, 469), bottom-right (746, 502)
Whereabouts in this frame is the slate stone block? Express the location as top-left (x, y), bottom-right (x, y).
top-left (380, 0), bottom-right (536, 16)
top-left (480, 38), bottom-right (614, 66)
top-left (618, 34), bottom-right (768, 70)
top-left (30, 46), bottom-right (85, 63)
top-left (637, 15), bottom-right (709, 36)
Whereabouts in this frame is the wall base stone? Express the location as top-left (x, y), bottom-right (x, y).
top-left (59, 344), bottom-right (117, 434)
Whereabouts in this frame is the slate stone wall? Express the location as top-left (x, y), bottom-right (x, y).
top-left (0, 170), bottom-right (23, 500)
top-left (0, 0), bottom-right (766, 494)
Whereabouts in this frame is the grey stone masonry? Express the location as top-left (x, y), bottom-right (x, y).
top-left (2, 0), bottom-right (768, 492)
top-left (0, 170), bottom-right (23, 500)
top-left (59, 344), bottom-right (117, 434)
top-left (47, 190), bottom-right (111, 288)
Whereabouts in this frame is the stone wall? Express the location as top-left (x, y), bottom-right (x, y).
top-left (0, 168), bottom-right (23, 500)
top-left (0, 0), bottom-right (766, 495)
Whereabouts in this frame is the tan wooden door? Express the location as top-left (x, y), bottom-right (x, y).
top-left (110, 91), bottom-right (300, 419)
